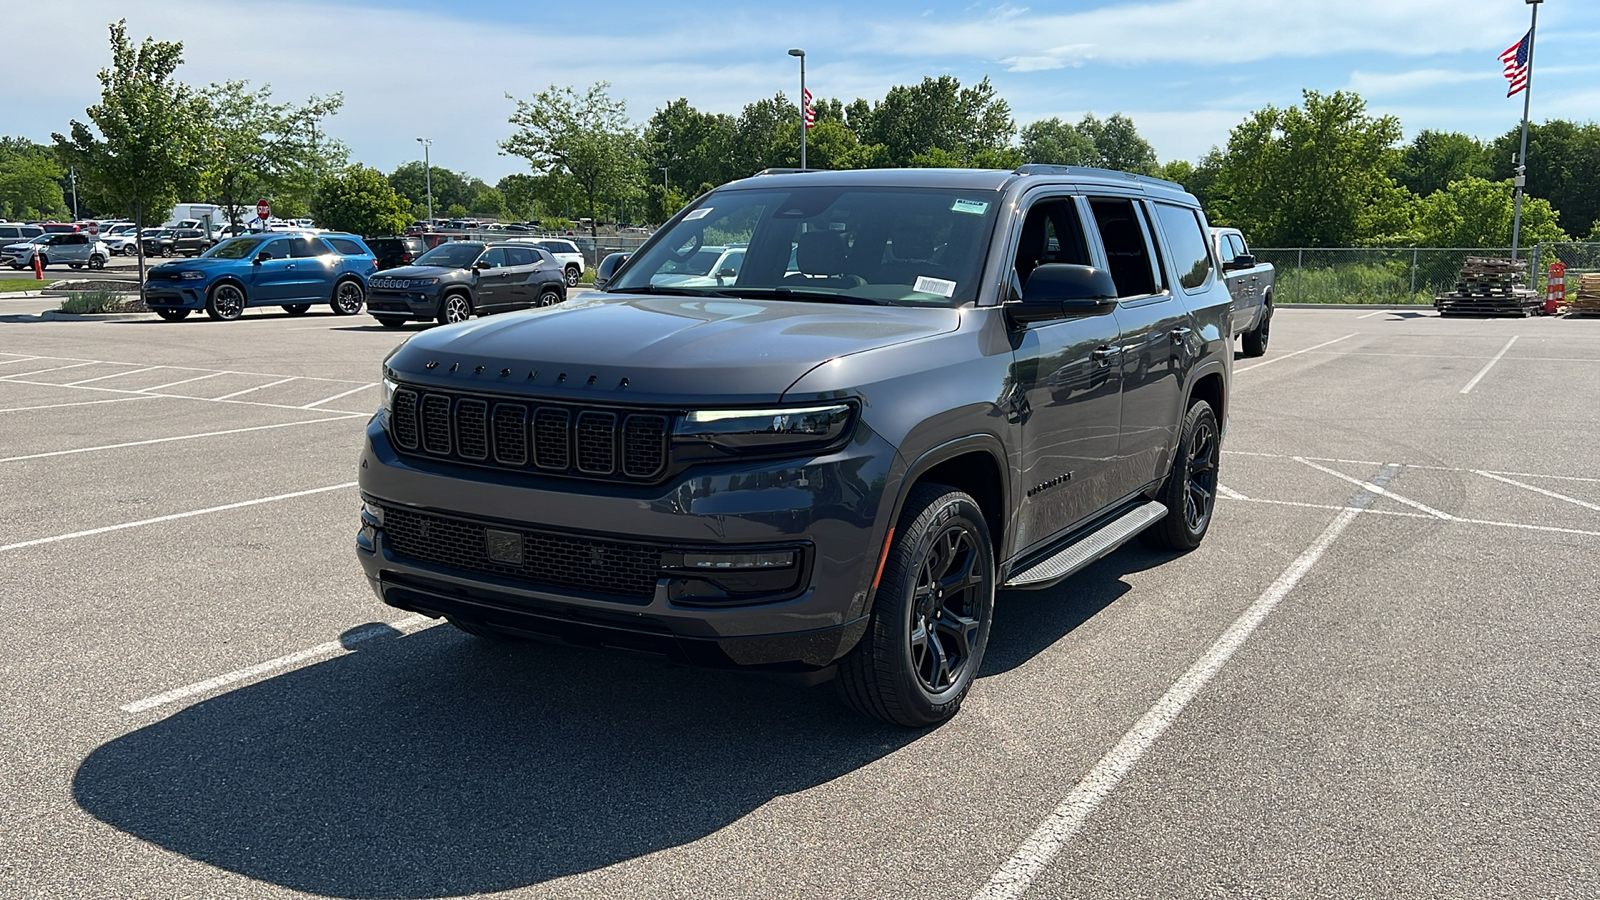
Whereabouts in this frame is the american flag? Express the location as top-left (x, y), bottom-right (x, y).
top-left (1500, 29), bottom-right (1532, 97)
top-left (803, 88), bottom-right (816, 130)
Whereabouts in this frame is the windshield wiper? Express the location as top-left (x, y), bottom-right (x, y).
top-left (613, 284), bottom-right (741, 299)
top-left (719, 287), bottom-right (886, 306)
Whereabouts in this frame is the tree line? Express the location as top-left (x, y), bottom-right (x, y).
top-left (15, 20), bottom-right (1600, 261)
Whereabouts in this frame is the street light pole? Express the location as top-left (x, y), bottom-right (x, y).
top-left (661, 166), bottom-right (669, 190)
top-left (788, 48), bottom-right (806, 170)
top-left (416, 137), bottom-right (434, 224)
top-left (69, 167), bottom-right (79, 221)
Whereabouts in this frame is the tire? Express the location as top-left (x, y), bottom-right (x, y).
top-left (1241, 302), bottom-right (1271, 357)
top-left (154, 308), bottom-right (191, 321)
top-left (69, 263), bottom-right (82, 270)
top-left (836, 485), bottom-right (995, 727)
top-left (159, 246), bottom-right (172, 258)
top-left (282, 303), bottom-right (311, 316)
top-left (536, 288), bottom-right (562, 308)
top-left (37, 255), bottom-right (47, 270)
top-left (88, 255), bottom-right (105, 270)
top-left (437, 291), bottom-right (473, 324)
top-left (205, 282), bottom-right (246, 321)
top-left (564, 265), bottom-right (580, 287)
top-left (374, 315), bottom-right (408, 329)
top-left (1142, 399), bottom-right (1220, 552)
top-left (331, 279), bottom-right (364, 315)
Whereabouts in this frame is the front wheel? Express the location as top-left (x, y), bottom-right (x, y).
top-left (437, 292), bottom-right (472, 324)
top-left (154, 308), bottom-right (191, 321)
top-left (373, 315), bottom-right (408, 329)
top-left (1142, 399), bottom-right (1220, 551)
top-left (1241, 303), bottom-right (1271, 358)
top-left (836, 485), bottom-right (995, 727)
top-left (282, 304), bottom-right (311, 316)
top-left (331, 280), bottom-right (364, 315)
top-left (205, 282), bottom-right (246, 321)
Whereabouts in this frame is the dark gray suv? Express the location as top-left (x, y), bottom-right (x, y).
top-left (357, 166), bottom-right (1232, 725)
top-left (365, 240), bottom-right (568, 328)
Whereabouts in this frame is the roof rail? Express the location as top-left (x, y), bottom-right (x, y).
top-left (752, 168), bottom-right (824, 176)
top-left (1011, 163), bottom-right (1185, 191)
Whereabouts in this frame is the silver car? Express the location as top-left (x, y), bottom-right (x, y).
top-left (2, 232), bottom-right (109, 271)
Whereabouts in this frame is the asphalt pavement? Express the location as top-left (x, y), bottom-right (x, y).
top-left (1, 300), bottom-right (1596, 898)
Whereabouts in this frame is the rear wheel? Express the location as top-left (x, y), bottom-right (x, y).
top-left (205, 282), bottom-right (246, 321)
top-left (836, 485), bottom-right (994, 727)
top-left (159, 246), bottom-right (172, 258)
top-left (88, 255), bottom-right (105, 270)
top-left (154, 308), bottom-right (191, 322)
top-left (1142, 399), bottom-right (1220, 552)
top-left (537, 288), bottom-right (562, 307)
top-left (374, 315), bottom-right (407, 328)
top-left (565, 265), bottom-right (580, 287)
top-left (331, 279), bottom-right (364, 315)
top-left (1241, 303), bottom-right (1271, 357)
top-left (282, 303), bottom-right (311, 316)
top-left (438, 292), bottom-right (472, 324)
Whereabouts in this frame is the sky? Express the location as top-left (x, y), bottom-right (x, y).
top-left (10, 1), bottom-right (1600, 185)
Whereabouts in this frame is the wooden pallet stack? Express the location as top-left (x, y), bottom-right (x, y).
top-left (1434, 256), bottom-right (1542, 317)
top-left (1570, 272), bottom-right (1600, 317)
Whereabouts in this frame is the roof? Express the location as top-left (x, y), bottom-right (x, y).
top-left (721, 165), bottom-right (1195, 203)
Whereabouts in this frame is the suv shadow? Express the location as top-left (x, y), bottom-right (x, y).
top-left (74, 625), bottom-right (917, 897)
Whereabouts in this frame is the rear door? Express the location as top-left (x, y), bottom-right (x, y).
top-left (1085, 195), bottom-right (1191, 492)
top-left (502, 245), bottom-right (541, 309)
top-left (287, 236), bottom-right (340, 301)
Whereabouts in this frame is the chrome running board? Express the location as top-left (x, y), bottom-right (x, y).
top-left (1003, 501), bottom-right (1167, 589)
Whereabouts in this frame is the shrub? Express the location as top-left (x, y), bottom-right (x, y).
top-left (57, 289), bottom-right (132, 314)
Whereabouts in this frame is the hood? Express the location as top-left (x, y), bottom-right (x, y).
top-left (150, 257), bottom-right (231, 270)
top-left (386, 294), bottom-right (962, 404)
top-left (372, 265), bottom-right (461, 279)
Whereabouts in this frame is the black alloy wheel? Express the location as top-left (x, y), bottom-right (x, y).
top-left (1142, 399), bottom-right (1220, 551)
top-left (331, 280), bottom-right (364, 315)
top-left (837, 485), bottom-right (995, 727)
top-left (537, 288), bottom-right (562, 307)
top-left (88, 255), bottom-right (105, 270)
top-left (438, 292), bottom-right (472, 325)
top-left (154, 308), bottom-right (191, 321)
top-left (282, 304), bottom-right (311, 316)
top-left (205, 283), bottom-right (246, 321)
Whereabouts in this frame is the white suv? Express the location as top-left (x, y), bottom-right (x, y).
top-left (534, 239), bottom-right (586, 286)
top-left (2, 232), bottom-right (109, 270)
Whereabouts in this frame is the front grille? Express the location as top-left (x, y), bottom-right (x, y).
top-left (379, 506), bottom-right (664, 600)
top-left (390, 385), bottom-right (669, 482)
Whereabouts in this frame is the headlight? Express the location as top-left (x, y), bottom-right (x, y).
top-left (408, 277), bottom-right (439, 287)
top-left (381, 375), bottom-right (398, 410)
top-left (178, 271), bottom-right (205, 280)
top-left (674, 403), bottom-right (854, 450)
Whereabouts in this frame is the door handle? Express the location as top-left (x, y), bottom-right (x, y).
top-left (285, 263), bottom-right (296, 269)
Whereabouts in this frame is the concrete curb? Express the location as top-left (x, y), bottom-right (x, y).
top-left (39, 310), bottom-right (152, 322)
top-left (1277, 303), bottom-right (1435, 311)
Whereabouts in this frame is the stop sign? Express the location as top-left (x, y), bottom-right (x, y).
top-left (86, 222), bottom-right (99, 236)
top-left (256, 200), bottom-right (271, 221)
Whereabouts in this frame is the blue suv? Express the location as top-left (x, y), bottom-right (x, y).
top-left (144, 233), bottom-right (376, 322)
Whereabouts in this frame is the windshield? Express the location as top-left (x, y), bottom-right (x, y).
top-left (609, 186), bottom-right (1002, 306)
top-left (414, 242), bottom-right (485, 268)
top-left (204, 236), bottom-right (270, 259)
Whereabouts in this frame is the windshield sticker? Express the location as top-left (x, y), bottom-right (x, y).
top-left (914, 275), bottom-right (958, 298)
top-left (683, 207), bottom-right (713, 221)
top-left (951, 199), bottom-right (990, 215)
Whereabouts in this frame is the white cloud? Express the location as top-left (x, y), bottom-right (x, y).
top-left (1346, 69), bottom-right (1495, 97)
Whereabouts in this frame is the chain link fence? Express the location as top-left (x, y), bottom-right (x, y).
top-left (1255, 244), bottom-right (1600, 304)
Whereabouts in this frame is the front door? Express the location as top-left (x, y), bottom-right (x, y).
top-left (246, 237), bottom-right (296, 303)
top-left (1008, 195), bottom-right (1126, 554)
top-left (472, 247), bottom-right (514, 312)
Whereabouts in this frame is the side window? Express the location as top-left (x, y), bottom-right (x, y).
top-left (1153, 203), bottom-right (1214, 291)
top-left (1012, 198), bottom-right (1090, 289)
top-left (477, 248), bottom-right (508, 268)
top-left (504, 246), bottom-right (536, 267)
top-left (326, 237), bottom-right (364, 256)
top-left (1087, 197), bottom-right (1159, 299)
top-left (1232, 233), bottom-right (1250, 257)
top-left (1224, 234), bottom-right (1245, 261)
top-left (257, 238), bottom-right (287, 260)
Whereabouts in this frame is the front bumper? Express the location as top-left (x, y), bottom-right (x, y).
top-left (355, 412), bottom-right (894, 671)
top-left (144, 283), bottom-right (208, 309)
top-left (367, 288), bottom-right (439, 319)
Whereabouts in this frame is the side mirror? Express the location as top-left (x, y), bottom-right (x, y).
top-left (1224, 254), bottom-right (1256, 272)
top-left (254, 251), bottom-right (272, 263)
top-left (716, 267), bottom-right (738, 279)
top-left (474, 259), bottom-right (493, 270)
top-left (1007, 264), bottom-right (1120, 326)
top-left (594, 252), bottom-right (630, 289)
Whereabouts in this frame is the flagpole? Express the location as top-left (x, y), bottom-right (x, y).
top-left (788, 48), bottom-right (807, 170)
top-left (1511, 0), bottom-right (1542, 261)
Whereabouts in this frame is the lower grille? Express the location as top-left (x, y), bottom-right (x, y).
top-left (380, 506), bottom-right (665, 601)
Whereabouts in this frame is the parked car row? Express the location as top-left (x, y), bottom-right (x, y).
top-left (1, 232), bottom-right (109, 270)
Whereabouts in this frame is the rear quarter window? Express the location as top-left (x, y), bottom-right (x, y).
top-left (1153, 203), bottom-right (1214, 291)
top-left (326, 237), bottom-right (367, 256)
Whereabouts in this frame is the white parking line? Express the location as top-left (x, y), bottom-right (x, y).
top-left (214, 376), bottom-right (297, 400)
top-left (1356, 310), bottom-right (1389, 319)
top-left (1234, 333), bottom-right (1358, 374)
top-left (139, 371), bottom-right (229, 392)
top-left (0, 415), bottom-right (362, 463)
top-left (1476, 470), bottom-right (1600, 512)
top-left (0, 356), bottom-right (42, 366)
top-left (0, 351), bottom-right (368, 385)
top-left (1215, 484), bottom-right (1249, 501)
top-left (62, 366), bottom-right (164, 386)
top-left (301, 382), bottom-right (377, 409)
top-left (1295, 457), bottom-right (1455, 520)
top-left (0, 481), bottom-right (358, 554)
top-left (1460, 335), bottom-right (1518, 394)
top-left (0, 396), bottom-right (161, 414)
top-left (972, 465), bottom-right (1399, 900)
top-left (0, 377), bottom-right (367, 416)
top-left (0, 361), bottom-right (101, 379)
top-left (1224, 450), bottom-right (1600, 486)
top-left (121, 615), bottom-right (437, 714)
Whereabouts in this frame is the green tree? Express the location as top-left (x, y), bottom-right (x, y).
top-left (1488, 119), bottom-right (1600, 239)
top-left (501, 82), bottom-right (641, 243)
top-left (1079, 113), bottom-right (1158, 174)
top-left (1413, 177), bottom-right (1567, 247)
top-left (388, 161), bottom-right (472, 218)
top-left (1393, 130), bottom-right (1491, 199)
top-left (857, 76), bottom-right (1015, 167)
top-left (0, 138), bottom-right (68, 220)
top-left (467, 183), bottom-right (506, 218)
top-left (54, 20), bottom-right (206, 294)
top-left (1019, 118), bottom-right (1097, 166)
top-left (309, 164), bottom-right (412, 236)
top-left (646, 98), bottom-right (740, 189)
top-left (198, 81), bottom-right (345, 229)
top-left (1213, 90), bottom-right (1404, 246)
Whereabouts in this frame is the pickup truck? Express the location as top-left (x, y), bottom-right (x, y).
top-left (358, 165), bottom-right (1233, 726)
top-left (1211, 227), bottom-right (1273, 357)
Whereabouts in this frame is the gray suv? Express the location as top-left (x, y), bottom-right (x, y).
top-left (357, 165), bottom-right (1232, 726)
top-left (364, 240), bottom-right (568, 328)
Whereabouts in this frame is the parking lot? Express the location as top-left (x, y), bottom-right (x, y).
top-left (1, 299), bottom-right (1597, 898)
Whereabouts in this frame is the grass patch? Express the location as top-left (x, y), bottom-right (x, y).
top-left (57, 289), bottom-right (136, 314)
top-left (581, 266), bottom-right (596, 284)
top-left (0, 278), bottom-right (57, 292)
